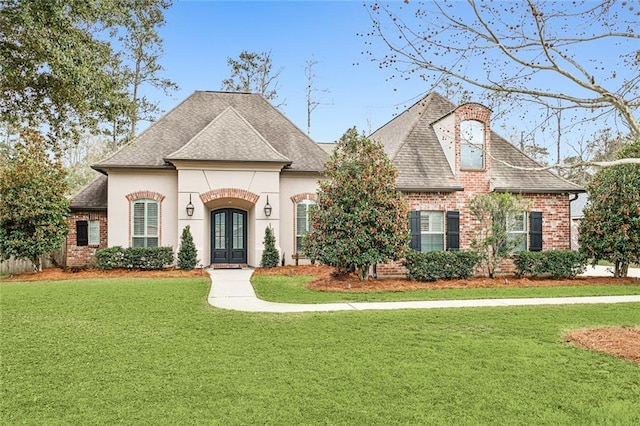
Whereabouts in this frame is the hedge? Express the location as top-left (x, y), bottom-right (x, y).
top-left (404, 251), bottom-right (479, 282)
top-left (513, 250), bottom-right (587, 278)
top-left (95, 246), bottom-right (174, 270)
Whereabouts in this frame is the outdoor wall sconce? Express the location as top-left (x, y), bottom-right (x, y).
top-left (264, 195), bottom-right (272, 217)
top-left (186, 194), bottom-right (195, 217)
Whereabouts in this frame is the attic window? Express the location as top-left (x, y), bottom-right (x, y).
top-left (460, 120), bottom-right (485, 169)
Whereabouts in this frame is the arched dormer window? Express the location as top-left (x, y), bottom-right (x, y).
top-left (460, 120), bottom-right (485, 169)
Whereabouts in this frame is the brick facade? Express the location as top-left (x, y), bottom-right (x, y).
top-left (66, 211), bottom-right (108, 268)
top-left (200, 188), bottom-right (259, 204)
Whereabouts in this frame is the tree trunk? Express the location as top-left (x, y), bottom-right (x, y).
top-left (358, 264), bottom-right (370, 281)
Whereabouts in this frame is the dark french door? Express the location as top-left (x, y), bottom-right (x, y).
top-left (211, 209), bottom-right (247, 264)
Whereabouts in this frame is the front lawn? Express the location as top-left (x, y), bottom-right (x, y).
top-left (251, 274), bottom-right (640, 304)
top-left (2, 277), bottom-right (639, 424)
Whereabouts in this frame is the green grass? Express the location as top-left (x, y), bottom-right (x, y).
top-left (2, 277), bottom-right (640, 425)
top-left (252, 274), bottom-right (640, 304)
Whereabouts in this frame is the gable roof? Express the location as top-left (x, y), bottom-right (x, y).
top-left (70, 174), bottom-right (108, 211)
top-left (165, 106), bottom-right (290, 164)
top-left (370, 93), bottom-right (582, 193)
top-left (93, 91), bottom-right (326, 172)
top-left (370, 93), bottom-right (461, 191)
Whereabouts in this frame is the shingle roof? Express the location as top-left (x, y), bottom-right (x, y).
top-left (370, 92), bottom-right (582, 193)
top-left (165, 106), bottom-right (291, 164)
top-left (94, 91), bottom-right (326, 172)
top-left (70, 175), bottom-right (107, 210)
top-left (490, 134), bottom-right (583, 193)
top-left (370, 93), bottom-right (461, 191)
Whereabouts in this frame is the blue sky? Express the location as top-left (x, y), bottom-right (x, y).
top-left (152, 0), bottom-right (426, 142)
top-left (145, 0), bottom-right (636, 159)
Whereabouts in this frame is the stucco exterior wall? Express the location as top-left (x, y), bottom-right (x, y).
top-left (279, 173), bottom-right (322, 265)
top-left (174, 163), bottom-right (284, 267)
top-left (106, 170), bottom-right (179, 252)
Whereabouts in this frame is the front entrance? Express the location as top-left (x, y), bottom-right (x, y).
top-left (211, 209), bottom-right (247, 264)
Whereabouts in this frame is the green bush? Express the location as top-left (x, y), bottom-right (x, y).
top-left (95, 246), bottom-right (174, 270)
top-left (177, 225), bottom-right (198, 270)
top-left (514, 250), bottom-right (586, 278)
top-left (260, 226), bottom-right (279, 268)
top-left (404, 251), bottom-right (478, 282)
top-left (94, 246), bottom-right (126, 270)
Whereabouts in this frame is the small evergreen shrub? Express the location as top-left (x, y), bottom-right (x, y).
top-left (95, 246), bottom-right (125, 270)
top-left (514, 250), bottom-right (586, 278)
top-left (124, 247), bottom-right (174, 270)
top-left (95, 246), bottom-right (174, 270)
top-left (261, 226), bottom-right (279, 268)
top-left (404, 251), bottom-right (479, 282)
top-left (177, 225), bottom-right (198, 270)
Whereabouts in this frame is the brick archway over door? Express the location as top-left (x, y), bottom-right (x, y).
top-left (200, 188), bottom-right (259, 205)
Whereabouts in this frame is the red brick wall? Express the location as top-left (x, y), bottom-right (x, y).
top-left (66, 211), bottom-right (108, 268)
top-left (378, 191), bottom-right (572, 276)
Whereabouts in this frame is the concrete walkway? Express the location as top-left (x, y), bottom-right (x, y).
top-left (207, 268), bottom-right (640, 313)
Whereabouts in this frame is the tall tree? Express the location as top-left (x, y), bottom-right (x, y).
top-left (304, 128), bottom-right (409, 280)
top-left (579, 141), bottom-right (640, 277)
top-left (0, 0), bottom-right (174, 149)
top-left (0, 132), bottom-right (69, 271)
top-left (118, 0), bottom-right (177, 138)
top-left (366, 1), bottom-right (640, 167)
top-left (221, 50), bottom-right (284, 106)
top-left (0, 0), bottom-right (130, 147)
top-left (304, 59), bottom-right (330, 136)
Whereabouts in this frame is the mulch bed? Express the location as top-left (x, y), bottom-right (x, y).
top-left (1, 267), bottom-right (205, 281)
top-left (565, 327), bottom-right (640, 365)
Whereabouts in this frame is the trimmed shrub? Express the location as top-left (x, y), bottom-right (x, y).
top-left (95, 246), bottom-right (174, 270)
top-left (95, 246), bottom-right (125, 270)
top-left (177, 225), bottom-right (198, 270)
top-left (260, 226), bottom-right (279, 268)
top-left (404, 251), bottom-right (479, 282)
top-left (514, 250), bottom-right (586, 278)
top-left (124, 247), bottom-right (174, 270)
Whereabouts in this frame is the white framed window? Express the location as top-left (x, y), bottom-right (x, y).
top-left (295, 200), bottom-right (316, 253)
top-left (132, 199), bottom-right (159, 247)
top-left (420, 211), bottom-right (445, 252)
top-left (88, 220), bottom-right (100, 246)
top-left (507, 212), bottom-right (527, 252)
top-left (460, 120), bottom-right (485, 169)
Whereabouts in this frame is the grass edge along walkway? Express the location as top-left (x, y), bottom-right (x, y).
top-left (209, 269), bottom-right (640, 312)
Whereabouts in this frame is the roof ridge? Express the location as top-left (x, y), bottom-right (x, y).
top-left (93, 92), bottom-right (200, 171)
top-left (165, 105), bottom-right (290, 162)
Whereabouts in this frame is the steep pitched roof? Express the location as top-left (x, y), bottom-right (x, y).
top-left (165, 106), bottom-right (290, 164)
top-left (490, 134), bottom-right (583, 193)
top-left (370, 92), bottom-right (582, 193)
top-left (370, 93), bottom-right (461, 191)
top-left (70, 174), bottom-right (108, 211)
top-left (94, 91), bottom-right (326, 172)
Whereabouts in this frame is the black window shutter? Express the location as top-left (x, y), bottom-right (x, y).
top-left (409, 211), bottom-right (421, 251)
top-left (529, 211), bottom-right (543, 251)
top-left (77, 220), bottom-right (88, 246)
top-left (446, 211), bottom-right (460, 251)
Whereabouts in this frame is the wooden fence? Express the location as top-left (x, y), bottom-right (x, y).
top-left (0, 247), bottom-right (65, 275)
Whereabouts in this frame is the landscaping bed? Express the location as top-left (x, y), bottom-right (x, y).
top-left (1, 267), bottom-right (204, 281)
top-left (254, 265), bottom-right (639, 291)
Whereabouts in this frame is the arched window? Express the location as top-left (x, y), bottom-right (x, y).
top-left (132, 199), bottom-right (159, 247)
top-left (460, 120), bottom-right (485, 169)
top-left (295, 200), bottom-right (316, 253)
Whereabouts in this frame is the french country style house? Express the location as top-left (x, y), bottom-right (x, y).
top-left (67, 91), bottom-right (582, 272)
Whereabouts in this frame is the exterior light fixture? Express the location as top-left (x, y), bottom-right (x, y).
top-left (264, 195), bottom-right (272, 217)
top-left (186, 194), bottom-right (195, 217)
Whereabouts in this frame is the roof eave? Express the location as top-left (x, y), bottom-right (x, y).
top-left (398, 186), bottom-right (464, 193)
top-left (492, 187), bottom-right (585, 194)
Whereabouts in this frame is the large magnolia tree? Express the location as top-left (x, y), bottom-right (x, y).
top-left (579, 141), bottom-right (640, 277)
top-left (366, 0), bottom-right (640, 168)
top-left (0, 132), bottom-right (69, 271)
top-left (304, 128), bottom-right (409, 280)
